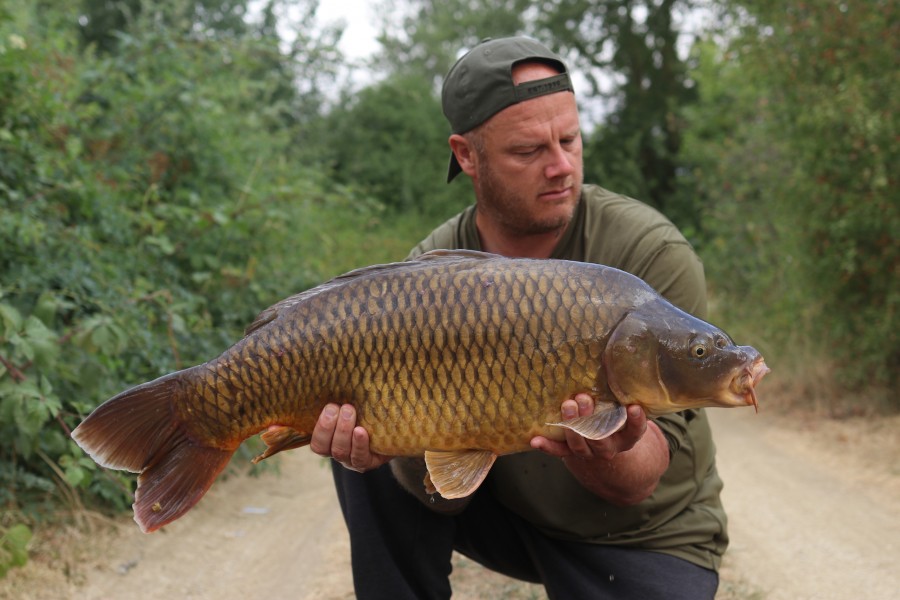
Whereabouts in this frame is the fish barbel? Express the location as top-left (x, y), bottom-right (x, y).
top-left (72, 250), bottom-right (768, 532)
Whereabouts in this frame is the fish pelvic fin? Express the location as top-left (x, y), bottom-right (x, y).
top-left (71, 368), bottom-right (234, 533)
top-left (423, 449), bottom-right (497, 499)
top-left (253, 425), bottom-right (312, 464)
top-left (546, 402), bottom-right (628, 441)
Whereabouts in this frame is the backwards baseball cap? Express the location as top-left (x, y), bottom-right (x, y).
top-left (442, 36), bottom-right (574, 182)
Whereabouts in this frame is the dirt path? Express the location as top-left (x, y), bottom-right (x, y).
top-left (711, 409), bottom-right (900, 600)
top-left (3, 407), bottom-right (898, 600)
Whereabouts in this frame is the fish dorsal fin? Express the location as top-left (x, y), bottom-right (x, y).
top-left (244, 251), bottom-right (500, 336)
top-left (424, 449), bottom-right (497, 499)
top-left (415, 249), bottom-right (499, 262)
top-left (546, 402), bottom-right (628, 441)
top-left (244, 261), bottom-right (414, 335)
top-left (244, 288), bottom-right (329, 335)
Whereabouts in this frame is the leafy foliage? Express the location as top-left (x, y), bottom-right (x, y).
top-left (374, 0), bottom-right (531, 84)
top-left (77, 0), bottom-right (253, 54)
top-left (0, 524), bottom-right (31, 577)
top-left (682, 1), bottom-right (898, 400)
top-left (337, 0), bottom-right (532, 218)
top-left (533, 0), bottom-right (700, 228)
top-left (324, 73), bottom-right (471, 218)
top-left (0, 0), bottom-right (422, 562)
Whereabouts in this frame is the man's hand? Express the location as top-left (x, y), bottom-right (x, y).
top-left (530, 393), bottom-right (648, 460)
top-left (530, 393), bottom-right (670, 506)
top-left (310, 403), bottom-right (391, 472)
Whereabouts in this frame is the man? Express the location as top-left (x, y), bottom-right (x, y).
top-left (310, 37), bottom-right (725, 599)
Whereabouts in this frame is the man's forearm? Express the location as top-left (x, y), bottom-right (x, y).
top-left (562, 421), bottom-right (670, 506)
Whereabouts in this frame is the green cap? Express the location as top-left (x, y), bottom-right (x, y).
top-left (442, 37), bottom-right (574, 182)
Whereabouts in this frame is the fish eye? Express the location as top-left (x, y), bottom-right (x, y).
top-left (690, 342), bottom-right (708, 359)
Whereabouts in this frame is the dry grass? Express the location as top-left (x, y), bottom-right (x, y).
top-left (0, 511), bottom-right (122, 600)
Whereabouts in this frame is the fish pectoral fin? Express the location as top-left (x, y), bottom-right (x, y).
top-left (546, 402), bottom-right (627, 441)
top-left (253, 425), bottom-right (312, 464)
top-left (423, 449), bottom-right (497, 499)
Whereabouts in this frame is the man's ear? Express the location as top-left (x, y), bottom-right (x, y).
top-left (449, 134), bottom-right (477, 177)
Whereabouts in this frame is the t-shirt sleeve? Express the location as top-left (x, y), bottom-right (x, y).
top-left (653, 409), bottom-right (699, 458)
top-left (405, 209), bottom-right (470, 260)
top-left (579, 188), bottom-right (708, 320)
top-left (635, 242), bottom-right (708, 320)
top-left (407, 229), bottom-right (447, 260)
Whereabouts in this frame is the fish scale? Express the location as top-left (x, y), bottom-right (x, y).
top-left (199, 260), bottom-right (594, 452)
top-left (71, 250), bottom-right (767, 532)
top-left (313, 263), bottom-right (594, 452)
top-left (320, 263), bottom-right (577, 446)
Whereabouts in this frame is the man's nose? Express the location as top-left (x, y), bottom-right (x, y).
top-left (544, 144), bottom-right (576, 179)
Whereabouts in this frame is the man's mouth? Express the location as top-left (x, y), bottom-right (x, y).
top-left (538, 185), bottom-right (573, 201)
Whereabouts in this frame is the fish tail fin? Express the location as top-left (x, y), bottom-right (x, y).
top-left (71, 368), bottom-right (234, 533)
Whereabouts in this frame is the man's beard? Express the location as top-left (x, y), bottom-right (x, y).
top-left (474, 160), bottom-right (580, 237)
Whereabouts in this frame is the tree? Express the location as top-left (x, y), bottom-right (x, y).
top-left (533, 0), bottom-right (700, 227)
top-left (373, 0), bottom-right (531, 83)
top-left (321, 0), bottom-right (533, 216)
top-left (324, 73), bottom-right (471, 217)
top-left (77, 0), bottom-right (252, 53)
top-left (681, 1), bottom-right (899, 402)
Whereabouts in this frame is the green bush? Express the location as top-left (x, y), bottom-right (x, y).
top-left (0, 1), bottom-right (423, 544)
top-left (0, 524), bottom-right (31, 577)
top-left (682, 3), bottom-right (898, 404)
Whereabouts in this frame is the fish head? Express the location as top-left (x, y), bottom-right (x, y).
top-left (604, 308), bottom-right (769, 416)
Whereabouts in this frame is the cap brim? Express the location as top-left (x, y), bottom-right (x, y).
top-left (447, 152), bottom-right (463, 183)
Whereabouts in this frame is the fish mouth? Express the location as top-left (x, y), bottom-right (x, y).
top-left (729, 356), bottom-right (770, 413)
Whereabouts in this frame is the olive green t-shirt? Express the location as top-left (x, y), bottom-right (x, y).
top-left (408, 184), bottom-right (728, 571)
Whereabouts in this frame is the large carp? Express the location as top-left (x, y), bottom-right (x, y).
top-left (72, 250), bottom-right (768, 533)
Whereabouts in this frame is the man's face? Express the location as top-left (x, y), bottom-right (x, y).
top-left (469, 65), bottom-right (583, 237)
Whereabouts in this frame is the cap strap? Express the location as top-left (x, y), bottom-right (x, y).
top-left (513, 73), bottom-right (574, 102)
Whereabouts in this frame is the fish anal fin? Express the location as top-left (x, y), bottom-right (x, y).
top-left (546, 402), bottom-right (628, 441)
top-left (134, 436), bottom-right (232, 533)
top-left (253, 425), bottom-right (311, 464)
top-left (424, 449), bottom-right (496, 499)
